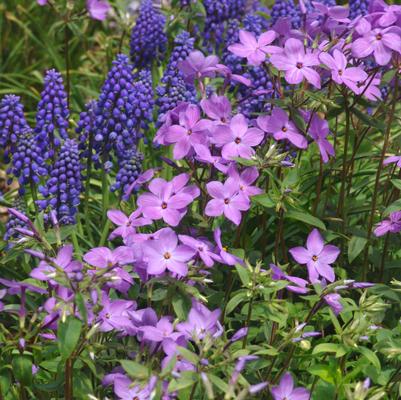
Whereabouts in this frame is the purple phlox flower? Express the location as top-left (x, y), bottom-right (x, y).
top-left (200, 94), bottom-right (231, 124)
top-left (312, 3), bottom-right (350, 22)
top-left (230, 327), bottom-right (248, 343)
top-left (324, 293), bottom-right (343, 315)
top-left (213, 227), bottom-right (242, 265)
top-left (230, 355), bottom-right (259, 386)
top-left (205, 179), bottom-right (250, 225)
top-left (289, 228), bottom-right (340, 283)
top-left (102, 368), bottom-right (125, 386)
top-left (352, 71), bottom-right (382, 101)
top-left (257, 107), bottom-right (307, 149)
top-left (270, 372), bottom-right (310, 400)
top-left (384, 155), bottom-right (401, 168)
top-left (213, 63), bottom-right (253, 87)
top-left (319, 49), bottom-right (368, 91)
top-left (7, 208), bottom-right (30, 224)
top-left (124, 168), bottom-right (155, 200)
top-left (137, 174), bottom-right (198, 227)
top-left (193, 144), bottom-right (229, 173)
top-left (292, 322), bottom-right (321, 342)
top-left (270, 264), bottom-right (310, 294)
top-left (87, 0), bottom-right (111, 20)
top-left (369, 0), bottom-right (401, 27)
top-left (212, 114), bottom-right (264, 160)
top-left (176, 300), bottom-right (222, 340)
top-left (270, 38), bottom-right (321, 88)
top-left (140, 316), bottom-right (183, 344)
top-left (374, 211), bottom-right (401, 236)
top-left (302, 111), bottom-right (334, 162)
top-left (164, 104), bottom-right (211, 159)
top-left (250, 382), bottom-right (269, 394)
top-left (83, 246), bottom-right (135, 268)
top-left (352, 18), bottom-right (401, 66)
top-left (0, 278), bottom-right (46, 295)
top-left (98, 293), bottom-right (136, 333)
top-left (113, 374), bottom-right (157, 400)
top-left (178, 50), bottom-right (219, 83)
top-left (36, 0), bottom-right (47, 5)
top-left (30, 245), bottom-right (82, 282)
top-left (226, 165), bottom-right (263, 197)
top-left (178, 234), bottom-right (221, 267)
top-left (142, 228), bottom-right (195, 276)
top-left (228, 29), bottom-right (277, 66)
top-left (107, 209), bottom-right (152, 240)
top-left (161, 337), bottom-right (195, 372)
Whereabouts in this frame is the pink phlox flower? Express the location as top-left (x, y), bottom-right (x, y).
top-left (228, 30), bottom-right (277, 66)
top-left (142, 228), bottom-right (195, 276)
top-left (226, 165), bottom-right (263, 198)
top-left (374, 211), bottom-right (401, 236)
top-left (200, 94), bottom-right (232, 124)
top-left (178, 234), bottom-right (221, 267)
top-left (107, 209), bottom-right (152, 240)
top-left (289, 228), bottom-right (340, 283)
top-left (205, 179), bottom-right (250, 225)
top-left (384, 155), bottom-right (401, 168)
top-left (270, 38), bottom-right (321, 88)
top-left (178, 50), bottom-right (219, 83)
top-left (270, 264), bottom-right (310, 294)
top-left (257, 107), bottom-right (307, 149)
top-left (212, 114), bottom-right (264, 160)
top-left (270, 372), bottom-right (310, 400)
top-left (83, 246), bottom-right (135, 268)
top-left (98, 293), bottom-right (135, 333)
top-left (87, 0), bottom-right (111, 20)
top-left (213, 227), bottom-right (243, 266)
top-left (193, 144), bottom-right (229, 173)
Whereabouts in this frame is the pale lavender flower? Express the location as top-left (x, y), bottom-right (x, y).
top-left (178, 235), bottom-right (221, 267)
top-left (178, 50), bottom-right (219, 83)
top-left (83, 246), bottom-right (135, 268)
top-left (270, 38), bottom-right (321, 88)
top-left (374, 211), bottom-right (401, 237)
top-left (257, 108), bottom-right (307, 149)
top-left (164, 104), bottom-right (210, 159)
top-left (228, 30), bottom-right (277, 66)
top-left (200, 94), bottom-right (231, 124)
top-left (352, 18), bottom-right (401, 66)
top-left (270, 264), bottom-right (309, 294)
top-left (289, 229), bottom-right (340, 283)
top-left (107, 209), bottom-right (152, 240)
top-left (205, 179), bottom-right (250, 225)
top-left (324, 293), bottom-right (343, 315)
top-left (270, 373), bottom-right (310, 400)
top-left (212, 114), bottom-right (264, 160)
top-left (213, 227), bottom-right (242, 265)
top-left (87, 0), bottom-right (111, 20)
top-left (142, 228), bottom-right (195, 276)
top-left (226, 165), bottom-right (263, 198)
top-left (384, 155), bottom-right (401, 168)
top-left (98, 294), bottom-right (135, 332)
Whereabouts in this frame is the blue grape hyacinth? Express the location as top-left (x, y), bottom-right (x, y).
top-left (0, 95), bottom-right (28, 163)
top-left (156, 31), bottom-right (196, 120)
top-left (270, 0), bottom-right (302, 29)
top-left (4, 196), bottom-right (28, 243)
top-left (129, 0), bottom-right (167, 69)
top-left (7, 127), bottom-right (47, 195)
top-left (92, 54), bottom-right (137, 163)
top-left (203, 0), bottom-right (231, 52)
top-left (38, 139), bottom-right (82, 225)
top-left (349, 0), bottom-right (369, 20)
top-left (35, 69), bottom-right (69, 157)
top-left (112, 147), bottom-right (143, 196)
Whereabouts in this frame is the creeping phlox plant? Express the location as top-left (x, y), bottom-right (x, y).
top-left (0, 0), bottom-right (401, 399)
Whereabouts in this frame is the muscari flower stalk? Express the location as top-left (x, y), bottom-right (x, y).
top-left (222, 19), bottom-right (243, 75)
top-left (4, 196), bottom-right (28, 243)
top-left (35, 69), bottom-right (69, 157)
top-left (203, 0), bottom-right (231, 52)
top-left (243, 13), bottom-right (270, 35)
top-left (7, 127), bottom-right (47, 195)
top-left (129, 0), bottom-right (167, 69)
top-left (156, 31), bottom-right (196, 121)
top-left (38, 139), bottom-right (82, 225)
top-left (111, 147), bottom-right (144, 196)
top-left (0, 95), bottom-right (28, 163)
top-left (92, 54), bottom-right (137, 164)
top-left (349, 0), bottom-right (369, 20)
top-left (270, 0), bottom-right (302, 29)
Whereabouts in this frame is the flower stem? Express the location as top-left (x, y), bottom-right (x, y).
top-left (362, 76), bottom-right (399, 280)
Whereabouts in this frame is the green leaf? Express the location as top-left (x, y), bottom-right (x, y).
top-left (225, 291), bottom-right (248, 315)
top-left (207, 373), bottom-right (229, 393)
top-left (177, 346), bottom-right (199, 365)
top-left (57, 316), bottom-right (82, 359)
top-left (348, 236), bottom-right (367, 263)
top-left (312, 343), bottom-right (348, 357)
top-left (75, 293), bottom-right (88, 325)
top-left (357, 347), bottom-right (381, 371)
top-left (172, 292), bottom-right (191, 320)
top-left (350, 107), bottom-right (385, 132)
top-left (384, 198), bottom-right (401, 216)
top-left (168, 371), bottom-right (198, 392)
top-left (120, 360), bottom-right (148, 379)
top-left (391, 179), bottom-right (401, 191)
top-left (309, 364), bottom-right (335, 384)
top-left (252, 194), bottom-right (275, 208)
top-left (12, 355), bottom-right (32, 385)
top-left (285, 210), bottom-right (326, 230)
top-left (235, 264), bottom-right (250, 286)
